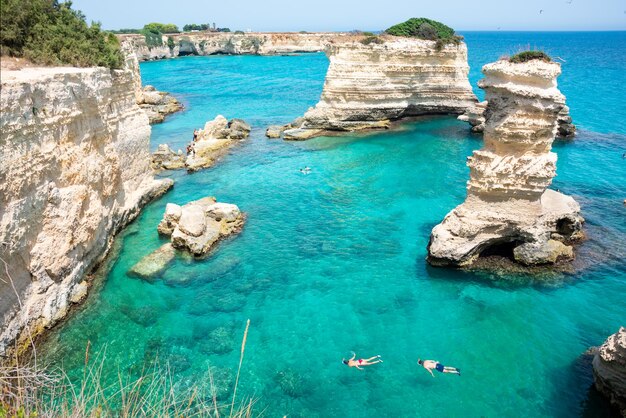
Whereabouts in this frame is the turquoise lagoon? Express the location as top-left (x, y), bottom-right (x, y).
top-left (42, 32), bottom-right (626, 417)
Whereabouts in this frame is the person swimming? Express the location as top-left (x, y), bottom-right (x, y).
top-left (417, 358), bottom-right (461, 377)
top-left (342, 352), bottom-right (382, 370)
top-left (299, 167), bottom-right (312, 175)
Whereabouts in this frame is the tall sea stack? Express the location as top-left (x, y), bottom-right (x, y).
top-left (428, 58), bottom-right (584, 267)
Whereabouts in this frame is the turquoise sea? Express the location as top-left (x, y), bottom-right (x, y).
top-left (42, 32), bottom-right (626, 417)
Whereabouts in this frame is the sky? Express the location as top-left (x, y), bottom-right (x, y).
top-left (71, 0), bottom-right (626, 32)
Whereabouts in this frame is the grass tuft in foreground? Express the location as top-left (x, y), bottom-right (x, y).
top-left (0, 321), bottom-right (259, 417)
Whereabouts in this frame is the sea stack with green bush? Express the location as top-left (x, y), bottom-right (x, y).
top-left (281, 18), bottom-right (477, 140)
top-left (428, 53), bottom-right (584, 267)
top-left (0, 0), bottom-right (173, 357)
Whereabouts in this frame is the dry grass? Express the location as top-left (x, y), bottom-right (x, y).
top-left (0, 323), bottom-right (259, 417)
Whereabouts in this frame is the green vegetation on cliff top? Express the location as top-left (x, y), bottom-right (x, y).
top-left (0, 0), bottom-right (123, 68)
top-left (385, 18), bottom-right (463, 49)
top-left (509, 50), bottom-right (552, 63)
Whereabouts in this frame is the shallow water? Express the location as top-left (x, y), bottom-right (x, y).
top-left (42, 32), bottom-right (626, 417)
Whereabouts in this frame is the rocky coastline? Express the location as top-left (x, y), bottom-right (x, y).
top-left (428, 59), bottom-right (584, 267)
top-left (118, 32), bottom-right (346, 61)
top-left (280, 34), bottom-right (477, 140)
top-left (592, 327), bottom-right (626, 415)
top-left (151, 115), bottom-right (251, 172)
top-left (0, 65), bottom-right (172, 358)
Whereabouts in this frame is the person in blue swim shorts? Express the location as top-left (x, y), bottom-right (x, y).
top-left (418, 358), bottom-right (461, 377)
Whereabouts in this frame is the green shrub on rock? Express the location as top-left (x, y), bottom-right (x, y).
top-left (0, 0), bottom-right (123, 68)
top-left (360, 35), bottom-right (384, 45)
top-left (509, 50), bottom-right (552, 63)
top-left (385, 17), bottom-right (463, 50)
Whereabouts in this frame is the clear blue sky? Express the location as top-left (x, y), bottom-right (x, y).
top-left (72, 0), bottom-right (626, 31)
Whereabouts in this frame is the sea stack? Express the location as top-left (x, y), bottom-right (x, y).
top-left (428, 57), bottom-right (584, 267)
top-left (592, 327), bottom-right (626, 415)
top-left (283, 25), bottom-right (477, 139)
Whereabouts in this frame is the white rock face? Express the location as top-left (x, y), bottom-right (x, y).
top-left (283, 35), bottom-right (476, 138)
top-left (157, 197), bottom-right (245, 256)
top-left (0, 66), bottom-right (173, 356)
top-left (117, 32), bottom-right (343, 60)
top-left (428, 60), bottom-right (584, 267)
top-left (593, 327), bottom-right (626, 414)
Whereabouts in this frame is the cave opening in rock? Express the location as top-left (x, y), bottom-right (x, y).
top-left (556, 218), bottom-right (576, 235)
top-left (478, 239), bottom-right (522, 260)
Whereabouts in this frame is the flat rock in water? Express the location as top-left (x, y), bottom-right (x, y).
top-left (128, 243), bottom-right (176, 279)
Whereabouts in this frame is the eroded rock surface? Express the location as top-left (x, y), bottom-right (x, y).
top-left (182, 116), bottom-right (250, 172)
top-left (428, 59), bottom-right (584, 267)
top-left (157, 197), bottom-right (245, 256)
top-left (0, 66), bottom-right (173, 356)
top-left (139, 85), bottom-right (183, 124)
top-left (128, 243), bottom-right (176, 279)
top-left (593, 327), bottom-right (626, 415)
top-left (284, 35), bottom-right (476, 139)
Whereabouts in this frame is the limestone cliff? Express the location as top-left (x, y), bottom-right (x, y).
top-left (428, 59), bottom-right (584, 267)
top-left (0, 66), bottom-right (173, 356)
top-left (283, 35), bottom-right (477, 139)
top-left (118, 32), bottom-right (343, 61)
top-left (593, 327), bottom-right (626, 415)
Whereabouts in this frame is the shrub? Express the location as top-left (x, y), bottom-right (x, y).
top-left (385, 17), bottom-right (455, 40)
top-left (0, 0), bottom-right (123, 68)
top-left (167, 36), bottom-right (175, 51)
top-left (509, 50), bottom-right (552, 63)
top-left (143, 22), bottom-right (179, 34)
top-left (360, 35), bottom-right (384, 45)
top-left (362, 31), bottom-right (375, 36)
top-left (299, 30), bottom-right (308, 34)
top-left (142, 28), bottom-right (163, 48)
top-left (234, 30), bottom-right (245, 35)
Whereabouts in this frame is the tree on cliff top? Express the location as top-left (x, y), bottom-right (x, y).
top-left (0, 0), bottom-right (123, 68)
top-left (143, 23), bottom-right (180, 34)
top-left (385, 18), bottom-right (462, 46)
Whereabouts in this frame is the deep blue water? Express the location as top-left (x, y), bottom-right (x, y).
top-left (42, 32), bottom-right (626, 417)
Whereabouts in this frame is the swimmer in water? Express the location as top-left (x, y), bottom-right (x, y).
top-left (342, 352), bottom-right (382, 370)
top-left (417, 358), bottom-right (461, 377)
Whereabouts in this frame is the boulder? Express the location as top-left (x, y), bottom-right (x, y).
top-left (157, 203), bottom-right (182, 235)
top-left (157, 197), bottom-right (245, 257)
top-left (128, 243), bottom-right (176, 279)
top-left (266, 125), bottom-right (285, 138)
top-left (151, 144), bottom-right (186, 170)
top-left (283, 128), bottom-right (325, 141)
top-left (513, 239), bottom-right (574, 265)
top-left (593, 327), bottom-right (626, 415)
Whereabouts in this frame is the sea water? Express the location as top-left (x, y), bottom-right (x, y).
top-left (41, 32), bottom-right (626, 417)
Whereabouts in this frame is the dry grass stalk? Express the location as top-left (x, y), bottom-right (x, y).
top-left (230, 319), bottom-right (250, 417)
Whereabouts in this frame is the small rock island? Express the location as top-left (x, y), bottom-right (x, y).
top-left (428, 53), bottom-right (584, 267)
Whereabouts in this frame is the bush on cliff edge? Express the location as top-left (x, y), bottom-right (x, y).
top-left (0, 0), bottom-right (123, 68)
top-left (385, 18), bottom-right (463, 49)
top-left (509, 50), bottom-right (552, 63)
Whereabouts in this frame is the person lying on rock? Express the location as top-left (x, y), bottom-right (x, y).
top-left (342, 352), bottom-right (382, 370)
top-left (418, 358), bottom-right (461, 377)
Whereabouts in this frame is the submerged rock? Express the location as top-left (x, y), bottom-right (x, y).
top-left (157, 196), bottom-right (245, 256)
top-left (593, 327), bottom-right (626, 415)
top-left (428, 59), bottom-right (584, 268)
top-left (128, 243), bottom-right (176, 279)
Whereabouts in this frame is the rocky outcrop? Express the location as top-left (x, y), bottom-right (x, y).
top-left (128, 243), bottom-right (176, 279)
top-left (593, 327), bottom-right (626, 415)
top-left (151, 144), bottom-right (186, 170)
top-left (152, 115), bottom-right (251, 172)
top-left (281, 35), bottom-right (477, 139)
top-left (157, 198), bottom-right (245, 256)
top-left (117, 32), bottom-right (346, 61)
top-left (428, 59), bottom-right (584, 267)
top-left (0, 66), bottom-right (173, 356)
top-left (138, 85), bottom-right (183, 124)
top-left (458, 100), bottom-right (576, 139)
